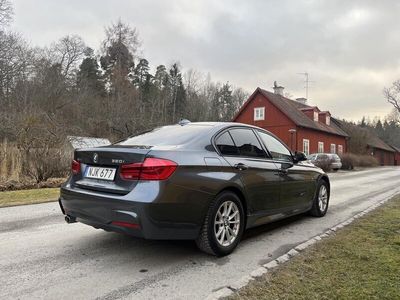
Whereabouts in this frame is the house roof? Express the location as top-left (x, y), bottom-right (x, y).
top-left (331, 118), bottom-right (395, 152)
top-left (233, 88), bottom-right (349, 137)
top-left (390, 145), bottom-right (400, 153)
top-left (366, 133), bottom-right (395, 152)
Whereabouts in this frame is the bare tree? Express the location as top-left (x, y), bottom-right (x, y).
top-left (0, 0), bottom-right (12, 27)
top-left (0, 31), bottom-right (32, 106)
top-left (383, 80), bottom-right (400, 113)
top-left (386, 108), bottom-right (400, 125)
top-left (50, 35), bottom-right (87, 81)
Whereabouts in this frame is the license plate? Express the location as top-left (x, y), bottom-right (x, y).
top-left (84, 166), bottom-right (116, 181)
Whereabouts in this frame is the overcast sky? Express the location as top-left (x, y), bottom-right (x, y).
top-left (12, 0), bottom-right (400, 121)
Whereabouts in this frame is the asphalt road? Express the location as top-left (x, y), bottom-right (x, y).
top-left (1, 167), bottom-right (400, 300)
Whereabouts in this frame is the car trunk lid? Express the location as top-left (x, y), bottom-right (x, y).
top-left (72, 146), bottom-right (151, 195)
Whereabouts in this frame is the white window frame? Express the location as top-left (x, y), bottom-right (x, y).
top-left (338, 144), bottom-right (343, 155)
top-left (330, 143), bottom-right (336, 154)
top-left (326, 115), bottom-right (331, 126)
top-left (318, 142), bottom-right (324, 153)
top-left (254, 107), bottom-right (265, 121)
top-left (303, 139), bottom-right (310, 156)
top-left (313, 111), bottom-right (319, 122)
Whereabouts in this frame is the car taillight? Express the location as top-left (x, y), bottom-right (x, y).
top-left (120, 162), bottom-right (142, 180)
top-left (120, 158), bottom-right (177, 181)
top-left (71, 159), bottom-right (81, 175)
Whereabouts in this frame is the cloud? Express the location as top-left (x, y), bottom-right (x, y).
top-left (12, 0), bottom-right (400, 120)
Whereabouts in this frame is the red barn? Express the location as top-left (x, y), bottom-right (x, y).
top-left (364, 134), bottom-right (395, 166)
top-left (233, 86), bottom-right (349, 156)
top-left (333, 117), bottom-right (396, 166)
top-left (391, 145), bottom-right (400, 166)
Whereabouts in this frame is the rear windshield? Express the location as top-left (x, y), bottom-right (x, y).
top-left (116, 124), bottom-right (212, 146)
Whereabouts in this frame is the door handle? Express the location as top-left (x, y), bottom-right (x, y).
top-left (234, 163), bottom-right (248, 170)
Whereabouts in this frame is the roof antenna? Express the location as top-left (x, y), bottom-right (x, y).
top-left (297, 72), bottom-right (314, 100)
top-left (178, 118), bottom-right (191, 126)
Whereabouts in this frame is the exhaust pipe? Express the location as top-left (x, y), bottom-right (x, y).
top-left (65, 215), bottom-right (76, 224)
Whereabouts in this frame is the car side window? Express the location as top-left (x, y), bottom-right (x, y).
top-left (319, 154), bottom-right (329, 160)
top-left (215, 131), bottom-right (239, 156)
top-left (257, 131), bottom-right (292, 162)
top-left (229, 128), bottom-right (266, 158)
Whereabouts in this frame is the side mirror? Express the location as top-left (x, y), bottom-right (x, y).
top-left (293, 151), bottom-right (307, 163)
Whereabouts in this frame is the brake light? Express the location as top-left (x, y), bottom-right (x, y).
top-left (120, 162), bottom-right (142, 180)
top-left (71, 159), bottom-right (81, 175)
top-left (120, 158), bottom-right (177, 180)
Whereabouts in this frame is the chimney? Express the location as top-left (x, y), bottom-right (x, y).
top-left (273, 81), bottom-right (284, 96)
top-left (296, 97), bottom-right (307, 104)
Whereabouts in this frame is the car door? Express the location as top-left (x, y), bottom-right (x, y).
top-left (215, 127), bottom-right (281, 215)
top-left (256, 130), bottom-right (314, 211)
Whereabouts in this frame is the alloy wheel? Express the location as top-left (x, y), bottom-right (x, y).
top-left (318, 185), bottom-right (328, 212)
top-left (214, 201), bottom-right (241, 247)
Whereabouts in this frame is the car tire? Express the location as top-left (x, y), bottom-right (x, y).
top-left (196, 191), bottom-right (245, 256)
top-left (309, 180), bottom-right (329, 217)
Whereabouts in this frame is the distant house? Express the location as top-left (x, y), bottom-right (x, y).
top-left (365, 133), bottom-right (395, 166)
top-left (232, 85), bottom-right (348, 156)
top-left (332, 119), bottom-right (396, 166)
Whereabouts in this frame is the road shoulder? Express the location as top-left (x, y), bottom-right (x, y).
top-left (207, 194), bottom-right (400, 300)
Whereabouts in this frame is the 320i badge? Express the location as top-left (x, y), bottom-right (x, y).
top-left (59, 121), bottom-right (330, 256)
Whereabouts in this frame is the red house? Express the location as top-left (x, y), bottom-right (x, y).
top-left (233, 86), bottom-right (349, 156)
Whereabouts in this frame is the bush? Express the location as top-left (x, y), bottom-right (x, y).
top-left (313, 159), bottom-right (332, 172)
top-left (358, 155), bottom-right (380, 167)
top-left (339, 153), bottom-right (379, 170)
top-left (22, 147), bottom-right (69, 183)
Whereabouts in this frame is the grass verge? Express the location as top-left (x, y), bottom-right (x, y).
top-left (0, 188), bottom-right (59, 208)
top-left (229, 196), bottom-right (400, 300)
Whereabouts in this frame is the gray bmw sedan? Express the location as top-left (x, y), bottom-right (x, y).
top-left (59, 122), bottom-right (330, 256)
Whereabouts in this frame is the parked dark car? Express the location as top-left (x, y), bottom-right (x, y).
top-left (307, 153), bottom-right (342, 171)
top-left (59, 122), bottom-right (330, 256)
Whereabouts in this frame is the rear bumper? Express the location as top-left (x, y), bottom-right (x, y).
top-left (59, 180), bottom-right (212, 240)
top-left (331, 162), bottom-right (342, 169)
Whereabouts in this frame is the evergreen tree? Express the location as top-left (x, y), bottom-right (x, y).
top-left (77, 48), bottom-right (104, 95)
top-left (360, 116), bottom-right (367, 127)
top-left (100, 20), bottom-right (138, 86)
top-left (154, 65), bottom-right (168, 89)
top-left (375, 119), bottom-right (384, 137)
top-left (133, 58), bottom-right (150, 87)
top-left (220, 82), bottom-right (234, 121)
top-left (168, 63), bottom-right (186, 122)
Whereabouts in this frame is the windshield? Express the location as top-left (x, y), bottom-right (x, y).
top-left (116, 124), bottom-right (213, 146)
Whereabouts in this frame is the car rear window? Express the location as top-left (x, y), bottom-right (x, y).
top-left (116, 125), bottom-right (212, 146)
